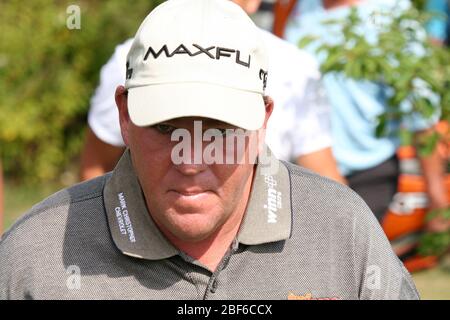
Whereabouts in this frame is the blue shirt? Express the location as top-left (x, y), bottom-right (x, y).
top-left (425, 0), bottom-right (450, 42)
top-left (285, 0), bottom-right (438, 175)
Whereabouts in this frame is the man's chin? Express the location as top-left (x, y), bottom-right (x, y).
top-left (173, 230), bottom-right (214, 243)
top-left (167, 213), bottom-right (223, 243)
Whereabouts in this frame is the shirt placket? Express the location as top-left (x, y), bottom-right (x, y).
top-left (203, 240), bottom-right (238, 300)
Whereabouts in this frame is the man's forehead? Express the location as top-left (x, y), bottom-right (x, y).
top-left (160, 117), bottom-right (241, 129)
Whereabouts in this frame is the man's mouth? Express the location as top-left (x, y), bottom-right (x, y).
top-left (166, 190), bottom-right (215, 207)
top-left (170, 189), bottom-right (212, 196)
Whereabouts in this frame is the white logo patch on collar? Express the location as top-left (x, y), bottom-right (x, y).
top-left (115, 192), bottom-right (136, 243)
top-left (263, 174), bottom-right (282, 224)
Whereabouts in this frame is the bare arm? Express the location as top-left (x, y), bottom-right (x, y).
top-left (415, 129), bottom-right (450, 232)
top-left (296, 147), bottom-right (347, 185)
top-left (79, 127), bottom-right (125, 181)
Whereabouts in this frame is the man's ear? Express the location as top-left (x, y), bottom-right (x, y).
top-left (115, 85), bottom-right (130, 146)
top-left (257, 96), bottom-right (274, 151)
top-left (262, 95), bottom-right (274, 129)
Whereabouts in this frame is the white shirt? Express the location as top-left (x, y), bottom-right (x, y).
top-left (88, 29), bottom-right (332, 162)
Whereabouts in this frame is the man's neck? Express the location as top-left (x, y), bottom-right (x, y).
top-left (323, 0), bottom-right (362, 10)
top-left (169, 213), bottom-right (244, 272)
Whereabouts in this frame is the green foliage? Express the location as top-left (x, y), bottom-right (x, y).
top-left (410, 0), bottom-right (427, 10)
top-left (415, 130), bottom-right (441, 157)
top-left (418, 208), bottom-right (450, 256)
top-left (419, 231), bottom-right (450, 256)
top-left (0, 0), bottom-right (163, 183)
top-left (297, 1), bottom-right (450, 257)
top-left (298, 2), bottom-right (450, 155)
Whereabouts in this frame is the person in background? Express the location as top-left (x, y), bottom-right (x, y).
top-left (425, 0), bottom-right (450, 46)
top-left (80, 0), bottom-right (346, 185)
top-left (284, 0), bottom-right (448, 229)
top-left (422, 1), bottom-right (450, 235)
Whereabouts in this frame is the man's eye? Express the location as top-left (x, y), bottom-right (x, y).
top-left (205, 128), bottom-right (228, 137)
top-left (153, 124), bottom-right (176, 134)
top-left (217, 128), bottom-right (228, 137)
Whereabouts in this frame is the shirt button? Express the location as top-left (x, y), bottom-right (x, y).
top-left (210, 280), bottom-right (218, 293)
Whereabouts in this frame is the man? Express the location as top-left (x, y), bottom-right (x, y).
top-left (285, 0), bottom-right (448, 225)
top-left (0, 0), bottom-right (418, 299)
top-left (80, 0), bottom-right (346, 185)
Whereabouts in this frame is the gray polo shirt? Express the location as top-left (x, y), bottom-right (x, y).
top-left (0, 149), bottom-right (419, 300)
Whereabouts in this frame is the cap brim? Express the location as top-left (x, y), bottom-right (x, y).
top-left (127, 83), bottom-right (266, 130)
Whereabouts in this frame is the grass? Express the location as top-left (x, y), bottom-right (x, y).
top-left (413, 259), bottom-right (450, 300)
top-left (2, 179), bottom-right (450, 299)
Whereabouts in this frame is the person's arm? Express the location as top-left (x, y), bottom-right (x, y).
top-left (415, 129), bottom-right (450, 232)
top-left (296, 147), bottom-right (347, 184)
top-left (79, 128), bottom-right (125, 181)
top-left (290, 72), bottom-right (346, 184)
top-left (79, 40), bottom-right (131, 181)
top-left (80, 40), bottom-right (133, 181)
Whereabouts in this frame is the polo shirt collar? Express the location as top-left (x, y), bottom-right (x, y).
top-left (103, 148), bottom-right (292, 261)
top-left (104, 150), bottom-right (178, 260)
top-left (237, 149), bottom-right (293, 245)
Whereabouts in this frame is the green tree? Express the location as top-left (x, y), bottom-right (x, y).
top-left (300, 4), bottom-right (449, 141)
top-left (0, 0), bottom-right (163, 183)
top-left (298, 1), bottom-right (450, 256)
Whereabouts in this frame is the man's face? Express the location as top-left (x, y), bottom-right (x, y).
top-left (116, 86), bottom-right (273, 243)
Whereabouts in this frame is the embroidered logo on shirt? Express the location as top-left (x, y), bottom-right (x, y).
top-left (263, 174), bottom-right (282, 224)
top-left (115, 192), bottom-right (136, 243)
top-left (288, 292), bottom-right (339, 300)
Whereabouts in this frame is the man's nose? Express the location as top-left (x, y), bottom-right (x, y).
top-left (173, 141), bottom-right (209, 175)
top-left (174, 162), bottom-right (208, 176)
top-left (171, 122), bottom-right (213, 175)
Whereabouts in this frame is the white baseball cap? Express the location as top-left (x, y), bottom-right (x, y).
top-left (125, 0), bottom-right (269, 130)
